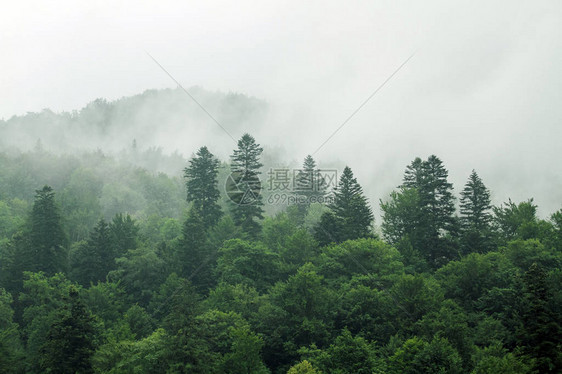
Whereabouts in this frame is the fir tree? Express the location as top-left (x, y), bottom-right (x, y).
top-left (70, 219), bottom-right (114, 285)
top-left (400, 156), bottom-right (457, 267)
top-left (294, 155), bottom-right (326, 223)
top-left (229, 134), bottom-right (264, 238)
top-left (459, 170), bottom-right (493, 253)
top-left (315, 166), bottom-right (373, 244)
top-left (176, 209), bottom-right (215, 292)
top-left (184, 146), bottom-right (222, 228)
top-left (109, 213), bottom-right (138, 256)
top-left (28, 186), bottom-right (67, 275)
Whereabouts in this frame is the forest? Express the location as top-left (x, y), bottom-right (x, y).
top-left (0, 94), bottom-right (561, 374)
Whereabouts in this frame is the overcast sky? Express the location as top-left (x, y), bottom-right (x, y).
top-left (1, 0), bottom-right (561, 216)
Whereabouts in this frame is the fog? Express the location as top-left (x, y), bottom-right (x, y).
top-left (1, 0), bottom-right (561, 217)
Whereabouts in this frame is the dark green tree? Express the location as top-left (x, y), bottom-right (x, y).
top-left (176, 208), bottom-right (216, 291)
top-left (28, 185), bottom-right (68, 275)
top-left (229, 134), bottom-right (264, 238)
top-left (459, 170), bottom-right (493, 253)
top-left (109, 213), bottom-right (138, 256)
top-left (315, 166), bottom-right (373, 245)
top-left (517, 263), bottom-right (562, 372)
top-left (0, 288), bottom-right (24, 373)
top-left (184, 146), bottom-right (222, 228)
top-left (400, 155), bottom-right (457, 267)
top-left (40, 286), bottom-right (97, 374)
top-left (70, 219), bottom-right (114, 285)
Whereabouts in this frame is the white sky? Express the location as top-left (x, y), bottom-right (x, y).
top-left (1, 0), bottom-right (562, 215)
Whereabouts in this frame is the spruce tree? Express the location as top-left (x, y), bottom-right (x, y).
top-left (109, 213), bottom-right (138, 256)
top-left (176, 208), bottom-right (215, 291)
top-left (315, 166), bottom-right (373, 244)
top-left (28, 186), bottom-right (67, 275)
top-left (400, 155), bottom-right (457, 267)
top-left (294, 155), bottom-right (326, 223)
top-left (459, 170), bottom-right (493, 253)
top-left (70, 219), bottom-right (113, 285)
top-left (229, 134), bottom-right (264, 238)
top-left (184, 146), bottom-right (222, 228)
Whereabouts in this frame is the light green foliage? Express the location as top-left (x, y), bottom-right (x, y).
top-left (109, 246), bottom-right (166, 306)
top-left (287, 360), bottom-right (322, 374)
top-left (216, 239), bottom-right (281, 292)
top-left (301, 329), bottom-right (383, 373)
top-left (471, 343), bottom-right (533, 374)
top-left (316, 238), bottom-right (404, 287)
top-left (390, 336), bottom-right (462, 374)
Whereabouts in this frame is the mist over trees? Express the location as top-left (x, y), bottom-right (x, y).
top-left (0, 91), bottom-right (561, 373)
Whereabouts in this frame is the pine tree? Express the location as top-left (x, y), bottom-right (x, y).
top-left (315, 166), bottom-right (373, 244)
top-left (28, 186), bottom-right (67, 275)
top-left (459, 170), bottom-right (493, 253)
top-left (229, 134), bottom-right (264, 238)
top-left (184, 146), bottom-right (222, 228)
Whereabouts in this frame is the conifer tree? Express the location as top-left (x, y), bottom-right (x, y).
top-left (397, 156), bottom-right (457, 266)
top-left (176, 208), bottom-right (215, 291)
top-left (28, 186), bottom-right (67, 275)
top-left (184, 146), bottom-right (222, 228)
top-left (459, 170), bottom-right (493, 253)
top-left (294, 155), bottom-right (326, 223)
top-left (109, 213), bottom-right (138, 256)
top-left (229, 134), bottom-right (264, 238)
top-left (70, 219), bottom-right (113, 285)
top-left (315, 166), bottom-right (373, 244)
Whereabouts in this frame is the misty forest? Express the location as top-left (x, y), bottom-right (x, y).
top-left (0, 87), bottom-right (561, 374)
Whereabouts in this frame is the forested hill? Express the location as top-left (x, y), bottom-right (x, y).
top-left (1, 92), bottom-right (561, 372)
top-left (0, 87), bottom-right (267, 154)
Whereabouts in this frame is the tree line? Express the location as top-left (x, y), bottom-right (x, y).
top-left (0, 133), bottom-right (561, 373)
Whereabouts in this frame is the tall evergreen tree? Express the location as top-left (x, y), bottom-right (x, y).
top-left (184, 146), bottom-right (222, 228)
top-left (459, 170), bottom-right (493, 253)
top-left (397, 156), bottom-right (457, 267)
top-left (109, 213), bottom-right (138, 256)
top-left (315, 166), bottom-right (373, 244)
top-left (176, 208), bottom-right (215, 292)
top-left (28, 186), bottom-right (67, 275)
top-left (294, 155), bottom-right (327, 223)
top-left (229, 134), bottom-right (264, 238)
top-left (70, 219), bottom-right (114, 285)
